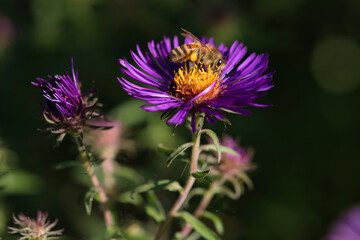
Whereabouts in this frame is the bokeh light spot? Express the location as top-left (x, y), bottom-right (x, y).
top-left (311, 37), bottom-right (360, 94)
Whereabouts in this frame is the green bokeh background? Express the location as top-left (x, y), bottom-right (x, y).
top-left (0, 0), bottom-right (359, 239)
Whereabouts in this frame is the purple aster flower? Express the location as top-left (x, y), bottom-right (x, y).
top-left (118, 32), bottom-right (274, 131)
top-left (8, 211), bottom-right (64, 240)
top-left (32, 59), bottom-right (99, 136)
top-left (323, 205), bottom-right (360, 240)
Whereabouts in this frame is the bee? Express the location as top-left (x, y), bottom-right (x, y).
top-left (167, 28), bottom-right (226, 72)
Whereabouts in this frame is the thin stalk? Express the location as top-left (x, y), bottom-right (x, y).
top-left (154, 116), bottom-right (204, 240)
top-left (180, 177), bottom-right (225, 238)
top-left (73, 135), bottom-right (115, 230)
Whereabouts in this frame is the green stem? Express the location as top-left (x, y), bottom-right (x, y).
top-left (73, 135), bottom-right (116, 232)
top-left (180, 177), bottom-right (225, 238)
top-left (154, 115), bottom-right (204, 240)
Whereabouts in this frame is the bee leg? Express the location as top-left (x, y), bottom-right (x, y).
top-left (190, 49), bottom-right (200, 62)
top-left (185, 61), bottom-right (195, 71)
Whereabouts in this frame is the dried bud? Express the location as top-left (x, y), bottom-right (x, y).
top-left (8, 211), bottom-right (64, 240)
top-left (215, 135), bottom-right (255, 178)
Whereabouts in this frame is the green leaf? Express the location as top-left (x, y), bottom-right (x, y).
top-left (177, 211), bottom-right (221, 240)
top-left (145, 191), bottom-right (165, 223)
top-left (184, 188), bottom-right (206, 207)
top-left (200, 144), bottom-right (238, 157)
top-left (114, 165), bottom-right (144, 189)
top-left (191, 169), bottom-right (210, 179)
top-left (157, 144), bottom-right (174, 155)
top-left (0, 169), bottom-right (44, 195)
top-left (166, 142), bottom-right (194, 167)
top-left (201, 211), bottom-right (224, 235)
top-left (133, 179), bottom-right (183, 196)
top-left (200, 129), bottom-right (221, 163)
top-left (166, 181), bottom-right (184, 192)
top-left (174, 231), bottom-right (201, 240)
top-left (106, 225), bottom-right (127, 240)
top-left (117, 191), bottom-right (144, 206)
top-left (106, 226), bottom-right (126, 240)
top-left (53, 161), bottom-right (82, 170)
top-left (85, 188), bottom-right (98, 215)
top-left (216, 185), bottom-right (239, 200)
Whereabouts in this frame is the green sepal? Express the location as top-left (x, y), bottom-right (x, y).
top-left (166, 142), bottom-right (194, 167)
top-left (84, 187), bottom-right (98, 215)
top-left (176, 211), bottom-right (221, 240)
top-left (220, 108), bottom-right (241, 115)
top-left (228, 177), bottom-right (243, 199)
top-left (216, 178), bottom-right (244, 200)
top-left (191, 169), bottom-right (210, 179)
top-left (237, 172), bottom-right (254, 190)
top-left (145, 191), bottom-right (165, 223)
top-left (201, 211), bottom-right (224, 235)
top-left (200, 129), bottom-right (221, 163)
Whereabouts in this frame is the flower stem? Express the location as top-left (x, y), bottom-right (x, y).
top-left (180, 177), bottom-right (225, 238)
top-left (73, 135), bottom-right (115, 230)
top-left (154, 116), bottom-right (204, 240)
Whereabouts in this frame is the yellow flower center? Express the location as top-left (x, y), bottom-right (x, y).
top-left (172, 65), bottom-right (221, 104)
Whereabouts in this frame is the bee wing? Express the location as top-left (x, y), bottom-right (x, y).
top-left (180, 28), bottom-right (214, 54)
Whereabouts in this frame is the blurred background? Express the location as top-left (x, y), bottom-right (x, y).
top-left (0, 0), bottom-right (359, 239)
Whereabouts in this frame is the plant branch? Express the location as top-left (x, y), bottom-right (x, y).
top-left (154, 116), bottom-right (204, 240)
top-left (74, 135), bottom-right (115, 229)
top-left (180, 178), bottom-right (225, 238)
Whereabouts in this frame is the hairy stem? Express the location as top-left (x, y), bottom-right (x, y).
top-left (74, 135), bottom-right (115, 229)
top-left (154, 116), bottom-right (204, 240)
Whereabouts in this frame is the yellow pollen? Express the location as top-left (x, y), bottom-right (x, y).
top-left (173, 65), bottom-right (221, 103)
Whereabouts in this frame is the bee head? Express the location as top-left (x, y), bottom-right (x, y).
top-left (213, 58), bottom-right (226, 72)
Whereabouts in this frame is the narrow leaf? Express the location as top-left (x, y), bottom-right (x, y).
top-left (216, 186), bottom-right (237, 200)
top-left (165, 181), bottom-right (183, 192)
top-left (184, 188), bottom-right (206, 207)
top-left (84, 188), bottom-right (98, 215)
top-left (117, 191), bottom-right (144, 205)
top-left (191, 169), bottom-right (210, 179)
top-left (167, 142), bottom-right (194, 167)
top-left (157, 144), bottom-right (174, 155)
top-left (145, 191), bottom-right (165, 223)
top-left (177, 211), bottom-right (221, 240)
top-left (53, 161), bottom-right (81, 170)
top-left (200, 129), bottom-right (221, 163)
top-left (202, 211), bottom-right (224, 235)
top-left (200, 144), bottom-right (238, 157)
top-left (133, 179), bottom-right (183, 196)
top-left (106, 225), bottom-right (127, 240)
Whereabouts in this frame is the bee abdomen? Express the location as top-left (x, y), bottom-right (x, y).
top-left (167, 43), bottom-right (198, 63)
